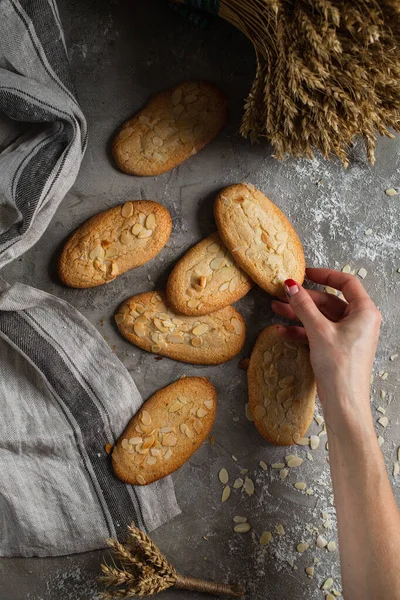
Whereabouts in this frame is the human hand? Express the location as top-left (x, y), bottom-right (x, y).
top-left (271, 268), bottom-right (381, 426)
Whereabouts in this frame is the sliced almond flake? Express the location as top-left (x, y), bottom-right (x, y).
top-left (245, 403), bottom-right (254, 422)
top-left (298, 437), bottom-right (310, 446)
top-left (306, 452), bottom-right (313, 461)
top-left (310, 435), bottom-right (320, 450)
top-left (240, 468), bottom-right (248, 475)
top-left (326, 442), bottom-right (329, 451)
top-left (393, 462), bottom-right (400, 477)
top-left (327, 541), bottom-right (337, 552)
top-left (325, 286), bottom-right (337, 295)
top-left (204, 399), bottom-right (213, 410)
top-left (341, 264), bottom-right (351, 273)
top-left (315, 415), bottom-right (324, 426)
top-left (390, 353), bottom-right (398, 361)
top-left (218, 468), bottom-right (229, 485)
top-left (378, 416), bottom-right (389, 428)
top-left (259, 460), bottom-right (268, 471)
top-left (385, 187), bottom-right (398, 196)
top-left (364, 228), bottom-right (373, 236)
top-left (380, 371), bottom-right (389, 380)
top-left (306, 488), bottom-right (314, 495)
top-left (221, 486), bottom-right (231, 503)
top-left (294, 482), bottom-right (307, 491)
top-left (326, 595), bottom-right (336, 600)
top-left (279, 469), bottom-right (289, 480)
top-left (321, 577), bottom-right (334, 590)
top-left (233, 478), bottom-right (244, 489)
top-left (275, 524), bottom-right (285, 536)
top-left (271, 463), bottom-right (285, 469)
top-left (316, 535), bottom-right (328, 548)
top-left (234, 522), bottom-right (251, 533)
top-left (357, 267), bottom-right (367, 279)
top-left (296, 543), bottom-right (308, 553)
top-left (377, 435), bottom-right (384, 446)
top-left (287, 456), bottom-right (303, 468)
top-left (323, 520), bottom-right (332, 529)
top-left (377, 406), bottom-right (386, 414)
top-left (232, 455), bottom-right (238, 462)
top-left (332, 591), bottom-right (342, 598)
top-left (380, 389), bottom-right (387, 399)
top-left (259, 531), bottom-right (272, 545)
top-left (244, 476), bottom-right (255, 495)
top-left (233, 515), bottom-right (247, 523)
top-left (305, 566), bottom-right (314, 578)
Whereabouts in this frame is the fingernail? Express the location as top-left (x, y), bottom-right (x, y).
top-left (284, 279), bottom-right (299, 297)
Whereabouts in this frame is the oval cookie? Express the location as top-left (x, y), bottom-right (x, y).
top-left (115, 291), bottom-right (245, 365)
top-left (166, 233), bottom-right (252, 316)
top-left (112, 377), bottom-right (216, 485)
top-left (112, 81), bottom-right (227, 176)
top-left (214, 183), bottom-right (305, 296)
top-left (58, 201), bottom-right (172, 288)
top-left (248, 326), bottom-right (316, 446)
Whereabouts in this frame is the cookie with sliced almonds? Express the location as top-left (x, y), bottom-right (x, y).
top-left (214, 183), bottom-right (305, 297)
top-left (115, 291), bottom-right (245, 365)
top-left (112, 81), bottom-right (227, 176)
top-left (58, 201), bottom-right (172, 288)
top-left (248, 326), bottom-right (316, 446)
top-left (112, 377), bottom-right (216, 485)
top-left (166, 232), bottom-right (252, 316)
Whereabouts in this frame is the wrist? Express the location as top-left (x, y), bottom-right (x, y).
top-left (318, 387), bottom-right (375, 438)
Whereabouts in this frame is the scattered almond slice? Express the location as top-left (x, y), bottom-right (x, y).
top-left (327, 541), bottom-right (337, 552)
top-left (275, 524), bottom-right (285, 536)
top-left (377, 406), bottom-right (386, 414)
top-left (377, 435), bottom-right (384, 447)
top-left (306, 488), bottom-right (314, 495)
top-left (244, 476), bottom-right (255, 495)
top-left (378, 416), bottom-right (389, 428)
top-left (245, 403), bottom-right (254, 421)
top-left (385, 188), bottom-right (398, 196)
top-left (380, 390), bottom-right (386, 399)
top-left (218, 468), bottom-right (229, 485)
top-left (393, 462), bottom-right (400, 477)
top-left (305, 566), bottom-right (314, 578)
top-left (326, 595), bottom-right (335, 600)
top-left (233, 515), bottom-right (247, 523)
top-left (364, 228), bottom-right (373, 236)
top-left (234, 522), bottom-right (251, 533)
top-left (294, 482), bottom-right (307, 491)
top-left (298, 437), bottom-right (310, 446)
top-left (287, 456), bottom-right (303, 468)
top-left (310, 435), bottom-right (320, 450)
top-left (221, 485), bottom-right (231, 502)
top-left (332, 591), bottom-right (342, 598)
top-left (272, 462), bottom-right (285, 469)
top-left (322, 577), bottom-right (334, 590)
top-left (357, 267), bottom-right (367, 279)
top-left (232, 455), bottom-right (238, 462)
top-left (316, 535), bottom-right (328, 548)
top-left (341, 264), bottom-right (351, 273)
top-left (325, 286), bottom-right (337, 295)
top-left (380, 371), bottom-right (389, 380)
top-left (315, 415), bottom-right (324, 426)
top-left (233, 478), bottom-right (244, 489)
top-left (297, 543), bottom-right (308, 553)
top-left (280, 469), bottom-right (289, 480)
top-left (259, 531), bottom-right (272, 545)
top-left (306, 452), bottom-right (313, 461)
top-left (259, 460), bottom-right (268, 471)
top-left (240, 468), bottom-right (248, 475)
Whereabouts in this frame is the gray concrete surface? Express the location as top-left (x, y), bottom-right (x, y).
top-left (1, 0), bottom-right (399, 598)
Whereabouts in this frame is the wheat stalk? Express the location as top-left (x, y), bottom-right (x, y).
top-left (100, 523), bottom-right (243, 598)
top-left (173, 0), bottom-right (400, 165)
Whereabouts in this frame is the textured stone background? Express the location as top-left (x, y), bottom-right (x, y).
top-left (1, 1), bottom-right (399, 598)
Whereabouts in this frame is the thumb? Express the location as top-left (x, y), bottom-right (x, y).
top-left (284, 279), bottom-right (325, 331)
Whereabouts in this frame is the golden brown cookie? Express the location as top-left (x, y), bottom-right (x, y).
top-left (58, 201), bottom-right (172, 288)
top-left (166, 232), bottom-right (252, 316)
top-left (115, 291), bottom-right (245, 365)
top-left (247, 326), bottom-right (316, 446)
top-left (214, 183), bottom-right (305, 297)
top-left (112, 377), bottom-right (216, 485)
top-left (112, 81), bottom-right (227, 176)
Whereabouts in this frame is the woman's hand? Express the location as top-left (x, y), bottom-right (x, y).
top-left (271, 268), bottom-right (381, 427)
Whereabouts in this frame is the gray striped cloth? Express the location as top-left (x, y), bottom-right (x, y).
top-left (0, 1), bottom-right (180, 557)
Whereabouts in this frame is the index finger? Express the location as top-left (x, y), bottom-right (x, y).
top-left (305, 267), bottom-right (370, 303)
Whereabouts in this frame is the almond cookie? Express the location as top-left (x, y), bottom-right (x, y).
top-left (214, 183), bottom-right (305, 297)
top-left (112, 377), bottom-right (216, 485)
top-left (166, 232), bottom-right (252, 316)
top-left (115, 291), bottom-right (245, 365)
top-left (58, 201), bottom-right (172, 288)
top-left (247, 326), bottom-right (316, 446)
top-left (112, 81), bottom-right (227, 176)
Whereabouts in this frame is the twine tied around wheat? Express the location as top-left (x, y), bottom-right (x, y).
top-left (99, 524), bottom-right (244, 598)
top-left (173, 0), bottom-right (400, 166)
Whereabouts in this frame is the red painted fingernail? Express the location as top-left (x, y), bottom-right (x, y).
top-left (284, 279), bottom-right (299, 297)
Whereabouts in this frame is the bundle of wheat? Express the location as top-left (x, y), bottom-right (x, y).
top-left (100, 524), bottom-right (243, 598)
top-left (173, 0), bottom-right (400, 166)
